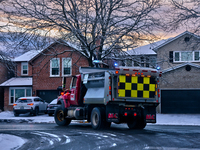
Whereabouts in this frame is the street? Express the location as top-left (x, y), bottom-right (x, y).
top-left (0, 122), bottom-right (200, 150)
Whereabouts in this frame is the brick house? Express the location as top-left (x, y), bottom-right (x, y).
top-left (154, 31), bottom-right (200, 113)
top-left (0, 40), bottom-right (89, 111)
top-left (0, 58), bottom-right (14, 111)
top-left (127, 31), bottom-right (200, 113)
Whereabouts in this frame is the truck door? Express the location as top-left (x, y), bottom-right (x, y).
top-left (70, 77), bottom-right (77, 102)
top-left (69, 75), bottom-right (81, 105)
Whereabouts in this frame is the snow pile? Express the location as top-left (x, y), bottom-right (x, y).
top-left (0, 133), bottom-right (26, 150)
top-left (155, 114), bottom-right (200, 126)
top-left (0, 111), bottom-right (55, 123)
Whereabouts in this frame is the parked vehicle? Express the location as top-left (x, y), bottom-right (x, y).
top-left (54, 66), bottom-right (161, 130)
top-left (47, 99), bottom-right (59, 116)
top-left (13, 97), bottom-right (48, 117)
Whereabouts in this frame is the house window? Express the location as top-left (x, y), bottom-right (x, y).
top-left (21, 62), bottom-right (28, 75)
top-left (9, 87), bottom-right (32, 104)
top-left (50, 58), bottom-right (60, 76)
top-left (195, 52), bottom-right (200, 61)
top-left (175, 52), bottom-right (179, 61)
top-left (62, 58), bottom-right (71, 76)
top-left (181, 52), bottom-right (192, 61)
top-left (174, 51), bottom-right (200, 62)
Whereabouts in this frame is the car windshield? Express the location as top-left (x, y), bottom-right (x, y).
top-left (16, 99), bottom-right (32, 103)
top-left (50, 99), bottom-right (57, 104)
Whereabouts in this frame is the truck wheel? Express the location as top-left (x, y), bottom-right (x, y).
top-left (127, 118), bottom-right (138, 129)
top-left (137, 119), bottom-right (146, 129)
top-left (91, 107), bottom-right (104, 130)
top-left (54, 106), bottom-right (71, 126)
top-left (34, 107), bottom-right (39, 116)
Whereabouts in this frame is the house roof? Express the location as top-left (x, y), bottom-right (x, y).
top-left (154, 31), bottom-right (200, 52)
top-left (13, 39), bottom-right (84, 62)
top-left (162, 62), bottom-right (200, 74)
top-left (126, 39), bottom-right (168, 56)
top-left (0, 77), bottom-right (32, 87)
top-left (13, 50), bottom-right (42, 62)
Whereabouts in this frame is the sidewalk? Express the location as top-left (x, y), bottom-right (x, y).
top-left (0, 111), bottom-right (200, 126)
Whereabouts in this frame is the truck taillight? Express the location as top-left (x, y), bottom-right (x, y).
top-left (157, 88), bottom-right (160, 98)
top-left (13, 104), bottom-right (17, 106)
top-left (115, 71), bottom-right (119, 74)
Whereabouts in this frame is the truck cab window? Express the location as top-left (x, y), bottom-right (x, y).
top-left (71, 77), bottom-right (77, 89)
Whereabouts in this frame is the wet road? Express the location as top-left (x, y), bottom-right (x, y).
top-left (0, 123), bottom-right (200, 150)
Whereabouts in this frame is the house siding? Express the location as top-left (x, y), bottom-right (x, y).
top-left (16, 62), bottom-right (33, 77)
top-left (156, 32), bottom-right (200, 113)
top-left (3, 87), bottom-right (10, 111)
top-left (3, 43), bottom-right (89, 111)
top-left (0, 62), bottom-right (9, 111)
top-left (160, 66), bottom-right (200, 89)
top-left (157, 33), bottom-right (200, 70)
top-left (31, 45), bottom-right (89, 94)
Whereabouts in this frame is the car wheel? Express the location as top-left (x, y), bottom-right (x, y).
top-left (34, 107), bottom-right (39, 116)
top-left (54, 106), bottom-right (71, 126)
top-left (14, 113), bottom-right (19, 117)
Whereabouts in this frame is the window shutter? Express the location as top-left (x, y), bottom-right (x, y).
top-left (169, 51), bottom-right (173, 63)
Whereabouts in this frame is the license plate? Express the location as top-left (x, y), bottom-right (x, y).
top-left (20, 106), bottom-right (24, 109)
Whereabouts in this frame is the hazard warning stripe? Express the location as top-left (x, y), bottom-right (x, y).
top-left (118, 75), bottom-right (156, 98)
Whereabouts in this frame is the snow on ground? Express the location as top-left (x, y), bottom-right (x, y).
top-left (0, 111), bottom-right (200, 150)
top-left (0, 111), bottom-right (200, 126)
top-left (155, 113), bottom-right (200, 126)
top-left (0, 111), bottom-right (55, 123)
top-left (0, 134), bottom-right (26, 150)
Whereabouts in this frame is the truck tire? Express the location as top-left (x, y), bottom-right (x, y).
top-left (54, 106), bottom-right (71, 126)
top-left (127, 118), bottom-right (138, 129)
top-left (91, 107), bottom-right (104, 130)
top-left (137, 119), bottom-right (146, 129)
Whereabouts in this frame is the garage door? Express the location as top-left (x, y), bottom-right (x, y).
top-left (161, 90), bottom-right (200, 114)
top-left (37, 90), bottom-right (59, 103)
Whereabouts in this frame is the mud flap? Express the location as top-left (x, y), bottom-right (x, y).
top-left (144, 106), bottom-right (156, 123)
top-left (106, 104), bottom-right (120, 123)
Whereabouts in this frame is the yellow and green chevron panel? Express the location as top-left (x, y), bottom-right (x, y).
top-left (118, 75), bottom-right (156, 98)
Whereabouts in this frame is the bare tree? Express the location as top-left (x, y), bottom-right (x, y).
top-left (166, 0), bottom-right (200, 34)
top-left (0, 0), bottom-right (160, 66)
top-left (0, 0), bottom-right (163, 67)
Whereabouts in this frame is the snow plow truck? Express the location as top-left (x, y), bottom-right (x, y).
top-left (54, 66), bottom-right (161, 130)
